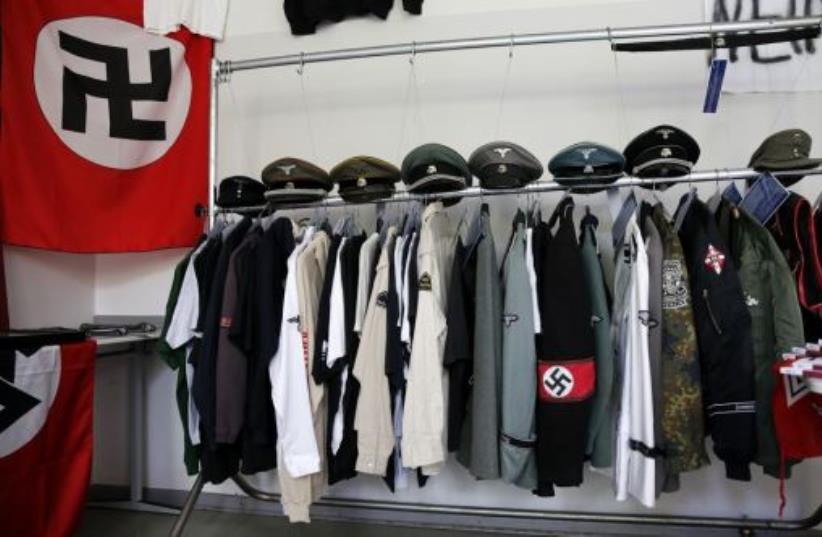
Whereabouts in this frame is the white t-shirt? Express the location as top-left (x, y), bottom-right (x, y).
top-left (327, 238), bottom-right (349, 455)
top-left (144, 0), bottom-right (229, 40)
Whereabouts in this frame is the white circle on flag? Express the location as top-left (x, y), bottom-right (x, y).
top-left (0, 347), bottom-right (62, 458)
top-left (33, 17), bottom-right (192, 170)
top-left (542, 365), bottom-right (574, 399)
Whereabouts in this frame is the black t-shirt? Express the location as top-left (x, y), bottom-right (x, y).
top-left (238, 218), bottom-right (294, 475)
top-left (312, 235), bottom-right (343, 385)
top-left (194, 218), bottom-right (252, 484)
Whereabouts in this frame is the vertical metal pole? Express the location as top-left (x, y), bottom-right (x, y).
top-left (168, 474), bottom-right (205, 537)
top-left (207, 59), bottom-right (220, 231)
top-left (128, 349), bottom-right (145, 502)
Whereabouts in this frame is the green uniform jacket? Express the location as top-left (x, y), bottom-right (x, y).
top-left (580, 214), bottom-right (614, 468)
top-left (157, 252), bottom-right (201, 476)
top-left (717, 202), bottom-right (805, 477)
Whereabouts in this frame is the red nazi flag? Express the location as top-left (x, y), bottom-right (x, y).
top-left (0, 0), bottom-right (211, 252)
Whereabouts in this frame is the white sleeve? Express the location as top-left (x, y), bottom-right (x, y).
top-left (166, 260), bottom-right (200, 350)
top-left (269, 258), bottom-right (321, 479)
top-left (143, 0), bottom-right (182, 35)
top-left (525, 228), bottom-right (542, 334)
top-left (400, 234), bottom-right (415, 345)
top-left (327, 239), bottom-right (348, 367)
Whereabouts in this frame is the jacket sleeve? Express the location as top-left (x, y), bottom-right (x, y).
top-left (769, 246), bottom-right (806, 355)
top-left (401, 249), bottom-right (448, 472)
top-left (269, 286), bottom-right (321, 479)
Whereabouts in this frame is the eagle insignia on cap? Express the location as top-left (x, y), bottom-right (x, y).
top-left (656, 128), bottom-right (674, 140)
top-left (497, 164), bottom-right (508, 174)
top-left (426, 164), bottom-right (438, 175)
top-left (357, 177), bottom-right (367, 187)
top-left (661, 148), bottom-right (673, 157)
top-left (285, 181), bottom-right (295, 190)
top-left (493, 147), bottom-right (512, 158)
top-left (278, 164), bottom-right (297, 175)
top-left (577, 148), bottom-right (598, 160)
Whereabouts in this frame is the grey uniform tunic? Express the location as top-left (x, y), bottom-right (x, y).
top-left (499, 221), bottom-right (538, 489)
top-left (457, 206), bottom-right (502, 479)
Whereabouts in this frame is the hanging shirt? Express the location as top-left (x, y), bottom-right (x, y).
top-left (499, 220), bottom-right (538, 490)
top-left (354, 233), bottom-right (380, 334)
top-left (579, 214), bottom-right (614, 470)
top-left (535, 198), bottom-right (595, 497)
top-left (144, 0), bottom-right (229, 40)
top-left (353, 228), bottom-right (397, 476)
top-left (400, 232), bottom-right (418, 345)
top-left (278, 230), bottom-right (331, 523)
top-left (157, 248), bottom-right (200, 475)
top-left (613, 215), bottom-right (656, 508)
top-left (327, 238), bottom-right (349, 455)
top-left (651, 204), bottom-right (708, 491)
top-left (270, 228), bottom-right (320, 479)
top-left (166, 238), bottom-right (210, 447)
top-left (402, 201), bottom-right (455, 475)
top-left (457, 205), bottom-right (502, 480)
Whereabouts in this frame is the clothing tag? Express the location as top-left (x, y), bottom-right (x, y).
top-left (722, 183), bottom-right (743, 205)
top-left (740, 172), bottom-right (789, 225)
top-left (703, 58), bottom-right (727, 114)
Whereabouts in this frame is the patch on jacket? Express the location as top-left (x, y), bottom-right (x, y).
top-left (662, 259), bottom-right (689, 309)
top-left (502, 313), bottom-right (519, 327)
top-left (745, 294), bottom-right (759, 307)
top-left (703, 244), bottom-right (726, 275)
top-left (537, 359), bottom-right (595, 402)
top-left (376, 291), bottom-right (388, 308)
top-left (418, 272), bottom-right (432, 291)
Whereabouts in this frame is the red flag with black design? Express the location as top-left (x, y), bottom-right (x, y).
top-left (0, 0), bottom-right (211, 252)
top-left (0, 341), bottom-right (96, 537)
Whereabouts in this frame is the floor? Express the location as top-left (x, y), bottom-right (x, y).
top-left (75, 508), bottom-right (544, 537)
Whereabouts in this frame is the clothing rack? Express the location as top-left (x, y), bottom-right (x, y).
top-left (207, 15), bottom-right (822, 225)
top-left (213, 167), bottom-right (822, 215)
top-left (184, 15), bottom-right (822, 537)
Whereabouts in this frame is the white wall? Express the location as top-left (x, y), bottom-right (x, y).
top-left (5, 0), bottom-right (822, 523)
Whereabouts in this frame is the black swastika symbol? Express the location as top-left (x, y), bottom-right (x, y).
top-left (59, 31), bottom-right (171, 141)
top-left (544, 367), bottom-right (573, 398)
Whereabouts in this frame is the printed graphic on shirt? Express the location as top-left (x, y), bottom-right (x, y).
top-left (745, 294), bottom-right (760, 307)
top-left (662, 259), bottom-right (689, 310)
top-left (785, 374), bottom-right (809, 407)
top-left (537, 359), bottom-right (595, 403)
top-left (502, 313), bottom-right (519, 327)
top-left (418, 273), bottom-right (432, 291)
top-left (703, 244), bottom-right (726, 275)
top-left (287, 315), bottom-right (300, 324)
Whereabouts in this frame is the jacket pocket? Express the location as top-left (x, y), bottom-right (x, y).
top-left (702, 289), bottom-right (723, 335)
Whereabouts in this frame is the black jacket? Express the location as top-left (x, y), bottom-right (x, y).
top-left (535, 198), bottom-right (594, 496)
top-left (285, 0), bottom-right (422, 35)
top-left (676, 197), bottom-right (757, 481)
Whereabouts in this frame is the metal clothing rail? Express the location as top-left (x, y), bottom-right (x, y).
top-left (212, 167), bottom-right (822, 215)
top-left (168, 473), bottom-right (822, 537)
top-left (207, 16), bottom-right (822, 225)
top-left (193, 15), bottom-right (822, 537)
top-left (215, 16), bottom-right (822, 75)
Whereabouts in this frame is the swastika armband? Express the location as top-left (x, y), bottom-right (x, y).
top-left (537, 358), bottom-right (595, 403)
